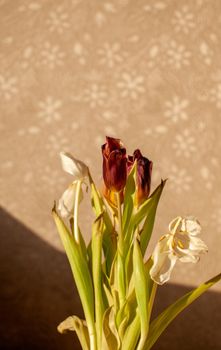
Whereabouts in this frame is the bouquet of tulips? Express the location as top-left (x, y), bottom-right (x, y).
top-left (52, 136), bottom-right (221, 350)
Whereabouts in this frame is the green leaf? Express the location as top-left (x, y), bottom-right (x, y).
top-left (124, 180), bottom-right (166, 251)
top-left (133, 238), bottom-right (149, 349)
top-left (121, 311), bottom-right (140, 350)
top-left (140, 180), bottom-right (166, 256)
top-left (145, 272), bottom-right (221, 350)
top-left (91, 213), bottom-right (105, 348)
top-left (117, 250), bottom-right (127, 306)
top-left (117, 290), bottom-right (137, 340)
top-left (52, 206), bottom-right (96, 348)
top-left (102, 271), bottom-right (114, 307)
top-left (70, 218), bottom-right (88, 262)
top-left (57, 315), bottom-right (90, 350)
top-left (124, 243), bottom-right (134, 293)
top-left (122, 162), bottom-right (136, 232)
top-left (88, 171), bottom-right (116, 275)
top-left (102, 306), bottom-right (121, 350)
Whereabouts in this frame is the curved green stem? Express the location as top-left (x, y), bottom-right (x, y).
top-left (149, 282), bottom-right (157, 320)
top-left (116, 191), bottom-right (126, 306)
top-left (74, 180), bottom-right (82, 243)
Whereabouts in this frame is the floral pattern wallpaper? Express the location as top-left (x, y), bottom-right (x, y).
top-left (1, 0), bottom-right (221, 290)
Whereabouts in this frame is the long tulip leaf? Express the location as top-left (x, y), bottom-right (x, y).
top-left (102, 307), bottom-right (121, 350)
top-left (118, 290), bottom-right (137, 340)
top-left (91, 213), bottom-right (105, 348)
top-left (133, 239), bottom-right (149, 349)
top-left (140, 180), bottom-right (166, 255)
top-left (124, 180), bottom-right (166, 250)
top-left (88, 171), bottom-right (116, 275)
top-left (145, 272), bottom-right (221, 350)
top-left (122, 163), bottom-right (136, 231)
top-left (52, 206), bottom-right (96, 349)
top-left (121, 311), bottom-right (140, 350)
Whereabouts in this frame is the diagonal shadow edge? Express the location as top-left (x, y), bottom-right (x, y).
top-left (0, 207), bottom-right (220, 350)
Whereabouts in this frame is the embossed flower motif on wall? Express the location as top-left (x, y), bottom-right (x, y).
top-left (18, 1), bottom-right (42, 12)
top-left (211, 207), bottom-right (221, 232)
top-left (0, 74), bottom-right (17, 101)
top-left (172, 5), bottom-right (195, 34)
top-left (166, 40), bottom-right (191, 69)
top-left (46, 6), bottom-right (70, 34)
top-left (168, 165), bottom-right (192, 193)
top-left (45, 130), bottom-right (69, 157)
top-left (199, 41), bottom-right (213, 66)
top-left (83, 83), bottom-right (108, 109)
top-left (172, 129), bottom-right (196, 158)
top-left (143, 1), bottom-right (167, 13)
top-left (94, 1), bottom-right (117, 27)
top-left (41, 42), bottom-right (65, 69)
top-left (41, 166), bottom-right (66, 189)
top-left (97, 42), bottom-right (126, 68)
top-left (117, 72), bottom-right (145, 100)
top-left (21, 46), bottom-right (34, 70)
top-left (38, 96), bottom-right (63, 123)
top-left (200, 165), bottom-right (215, 191)
top-left (73, 42), bottom-right (88, 65)
top-left (210, 83), bottom-right (221, 109)
top-left (164, 96), bottom-right (189, 123)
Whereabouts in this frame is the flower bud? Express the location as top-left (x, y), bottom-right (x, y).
top-left (102, 136), bottom-right (127, 192)
top-left (128, 149), bottom-right (152, 206)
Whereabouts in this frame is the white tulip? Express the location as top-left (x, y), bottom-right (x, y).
top-left (58, 183), bottom-right (83, 219)
top-left (60, 152), bottom-right (88, 179)
top-left (150, 216), bottom-right (208, 285)
top-left (58, 152), bottom-right (88, 243)
top-left (58, 152), bottom-right (88, 219)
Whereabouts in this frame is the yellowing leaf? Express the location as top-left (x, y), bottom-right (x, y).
top-left (102, 307), bottom-right (121, 350)
top-left (57, 315), bottom-right (89, 350)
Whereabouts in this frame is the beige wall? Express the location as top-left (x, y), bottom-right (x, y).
top-left (0, 0), bottom-right (221, 348)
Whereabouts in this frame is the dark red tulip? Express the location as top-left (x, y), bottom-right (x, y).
top-left (128, 149), bottom-right (152, 206)
top-left (102, 136), bottom-right (127, 192)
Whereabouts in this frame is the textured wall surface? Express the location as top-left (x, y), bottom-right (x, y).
top-left (0, 0), bottom-right (221, 348)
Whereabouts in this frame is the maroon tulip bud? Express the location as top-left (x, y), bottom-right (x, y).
top-left (102, 136), bottom-right (127, 192)
top-left (128, 149), bottom-right (152, 206)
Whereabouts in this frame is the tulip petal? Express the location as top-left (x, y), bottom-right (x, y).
top-left (174, 235), bottom-right (208, 263)
top-left (58, 184), bottom-right (76, 218)
top-left (168, 216), bottom-right (182, 234)
top-left (150, 236), bottom-right (177, 285)
top-left (58, 182), bottom-right (83, 219)
top-left (179, 254), bottom-right (199, 263)
top-left (181, 216), bottom-right (201, 236)
top-left (189, 236), bottom-right (208, 252)
top-left (60, 152), bottom-right (88, 179)
top-left (102, 137), bottom-right (127, 192)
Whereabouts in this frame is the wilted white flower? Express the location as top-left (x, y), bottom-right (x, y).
top-left (150, 216), bottom-right (208, 285)
top-left (58, 152), bottom-right (88, 219)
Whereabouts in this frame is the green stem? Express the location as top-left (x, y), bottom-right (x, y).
top-left (92, 215), bottom-right (104, 350)
top-left (116, 191), bottom-right (123, 248)
top-left (74, 180), bottom-right (82, 243)
top-left (116, 191), bottom-right (126, 306)
top-left (149, 282), bottom-right (157, 321)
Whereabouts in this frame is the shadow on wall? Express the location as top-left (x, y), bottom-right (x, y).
top-left (0, 208), bottom-right (221, 350)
